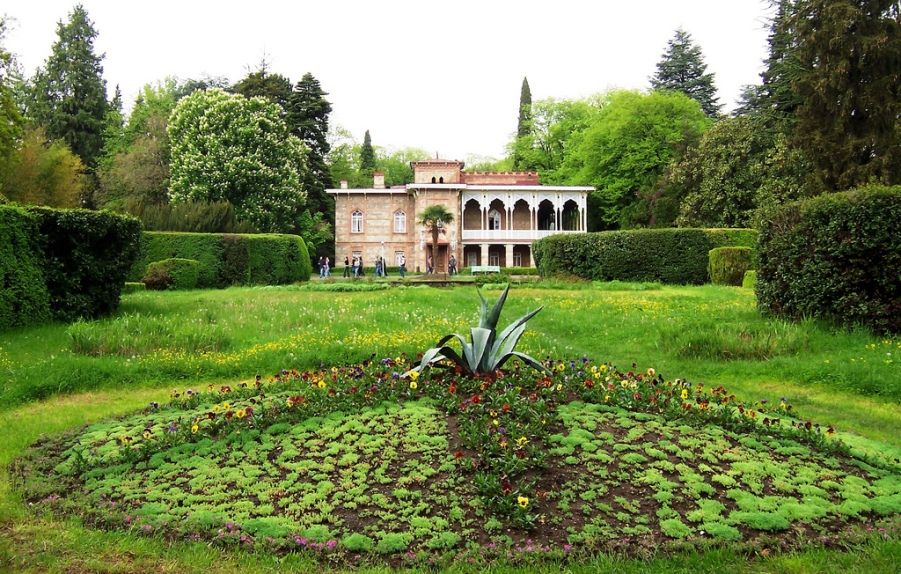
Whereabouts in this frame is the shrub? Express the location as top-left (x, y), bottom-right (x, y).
top-left (708, 247), bottom-right (754, 286)
top-left (143, 258), bottom-right (200, 290)
top-left (757, 186), bottom-right (901, 334)
top-left (0, 205), bottom-right (51, 329)
top-left (742, 271), bottom-right (757, 289)
top-left (533, 228), bottom-right (757, 284)
top-left (28, 207), bottom-right (142, 322)
top-left (129, 232), bottom-right (311, 287)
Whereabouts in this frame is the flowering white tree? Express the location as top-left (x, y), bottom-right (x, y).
top-left (168, 88), bottom-right (308, 233)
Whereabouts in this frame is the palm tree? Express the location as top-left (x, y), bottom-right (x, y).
top-left (417, 205), bottom-right (454, 274)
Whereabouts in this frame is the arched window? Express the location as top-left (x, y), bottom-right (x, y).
top-left (431, 176), bottom-right (437, 183)
top-left (488, 209), bottom-right (501, 230)
top-left (439, 176), bottom-right (444, 183)
top-left (351, 210), bottom-right (363, 233)
top-left (393, 210), bottom-right (406, 233)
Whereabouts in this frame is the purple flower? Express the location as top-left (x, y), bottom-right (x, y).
top-left (563, 543), bottom-right (573, 552)
top-left (326, 539), bottom-right (337, 549)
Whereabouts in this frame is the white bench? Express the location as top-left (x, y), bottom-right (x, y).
top-left (471, 265), bottom-right (501, 274)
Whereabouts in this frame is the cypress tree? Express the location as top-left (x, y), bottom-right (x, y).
top-left (29, 4), bottom-right (108, 169)
top-left (759, 0), bottom-right (802, 129)
top-left (287, 73), bottom-right (333, 217)
top-left (0, 17), bottom-right (23, 170)
top-left (232, 61), bottom-right (292, 112)
top-left (517, 77), bottom-right (532, 139)
top-left (360, 129), bottom-right (375, 175)
top-left (650, 28), bottom-right (721, 117)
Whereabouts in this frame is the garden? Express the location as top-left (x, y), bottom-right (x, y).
top-left (2, 279), bottom-right (900, 573)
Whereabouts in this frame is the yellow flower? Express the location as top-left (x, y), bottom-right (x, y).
top-left (222, 402), bottom-right (231, 411)
top-left (516, 436), bottom-right (528, 446)
top-left (555, 363), bottom-right (565, 372)
top-left (556, 383), bottom-right (563, 392)
top-left (409, 370), bottom-right (420, 381)
top-left (680, 388), bottom-right (688, 400)
top-left (317, 380), bottom-right (326, 389)
top-left (647, 368), bottom-right (656, 377)
top-left (621, 379), bottom-right (630, 388)
top-left (517, 496), bottom-right (529, 508)
top-left (142, 430), bottom-right (151, 440)
top-left (236, 408), bottom-right (246, 419)
top-left (409, 380), bottom-right (418, 390)
top-left (604, 394), bottom-right (610, 403)
top-left (493, 419), bottom-right (499, 427)
top-left (600, 364), bottom-right (609, 373)
top-left (191, 424), bottom-right (199, 434)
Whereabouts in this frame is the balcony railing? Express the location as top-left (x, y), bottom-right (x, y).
top-left (460, 229), bottom-right (581, 241)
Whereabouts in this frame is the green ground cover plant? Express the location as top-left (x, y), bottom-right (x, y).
top-left (1, 283), bottom-right (899, 572)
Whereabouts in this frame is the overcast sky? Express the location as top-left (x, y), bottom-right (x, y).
top-left (4, 0), bottom-right (774, 160)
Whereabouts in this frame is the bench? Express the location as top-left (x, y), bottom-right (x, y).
top-left (470, 265), bottom-right (501, 274)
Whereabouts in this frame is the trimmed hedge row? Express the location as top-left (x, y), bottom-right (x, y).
top-left (129, 232), bottom-right (311, 287)
top-left (0, 205), bottom-right (141, 329)
top-left (0, 206), bottom-right (51, 328)
top-left (758, 185), bottom-right (901, 334)
top-left (533, 228), bottom-right (758, 284)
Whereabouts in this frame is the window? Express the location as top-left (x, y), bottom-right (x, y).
top-left (513, 252), bottom-right (523, 267)
top-left (489, 253), bottom-right (500, 266)
top-left (393, 210), bottom-right (406, 233)
top-left (395, 251), bottom-right (405, 266)
top-left (439, 176), bottom-right (444, 183)
top-left (351, 210), bottom-right (363, 233)
top-left (431, 177), bottom-right (436, 183)
top-left (488, 209), bottom-right (501, 230)
top-left (467, 252), bottom-right (478, 267)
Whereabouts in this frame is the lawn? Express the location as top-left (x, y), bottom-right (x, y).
top-left (1, 282), bottom-right (899, 573)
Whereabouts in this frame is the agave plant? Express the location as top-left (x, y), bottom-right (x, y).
top-left (410, 285), bottom-right (548, 376)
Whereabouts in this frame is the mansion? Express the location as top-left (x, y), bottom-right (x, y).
top-left (327, 159), bottom-right (592, 272)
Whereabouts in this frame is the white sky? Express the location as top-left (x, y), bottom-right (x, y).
top-left (3, 0), bottom-right (773, 160)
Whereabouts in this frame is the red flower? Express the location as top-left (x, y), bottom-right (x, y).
top-left (471, 394), bottom-right (481, 404)
top-left (501, 403), bottom-right (511, 413)
top-left (448, 383), bottom-right (457, 395)
top-left (584, 379), bottom-right (594, 388)
top-left (454, 450), bottom-right (463, 460)
top-left (501, 478), bottom-right (512, 494)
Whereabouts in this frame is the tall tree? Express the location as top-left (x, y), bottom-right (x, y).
top-left (168, 89), bottom-right (308, 233)
top-left (0, 17), bottom-right (23, 171)
top-left (1, 127), bottom-right (85, 208)
top-left (759, 0), bottom-right (802, 129)
top-left (29, 4), bottom-right (108, 170)
top-left (513, 77), bottom-right (533, 169)
top-left (789, 0), bottom-right (900, 190)
top-left (287, 73), bottom-right (333, 217)
top-left (232, 59), bottom-right (292, 112)
top-left (650, 28), bottom-right (721, 117)
top-left (359, 129), bottom-right (375, 174)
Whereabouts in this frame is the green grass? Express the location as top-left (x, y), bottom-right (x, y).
top-left (0, 282), bottom-right (899, 572)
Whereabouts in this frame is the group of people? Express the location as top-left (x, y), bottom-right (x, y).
top-left (321, 253), bottom-right (461, 278)
top-left (317, 254), bottom-right (406, 279)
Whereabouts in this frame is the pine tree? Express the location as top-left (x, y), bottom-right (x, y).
top-left (789, 0), bottom-right (900, 189)
top-left (360, 129), bottom-right (375, 175)
top-left (650, 28), bottom-right (721, 117)
top-left (0, 17), bottom-right (23, 171)
top-left (29, 4), bottom-right (108, 169)
top-left (759, 0), bottom-right (802, 129)
top-left (287, 73), bottom-right (333, 217)
top-left (232, 58), bottom-right (292, 111)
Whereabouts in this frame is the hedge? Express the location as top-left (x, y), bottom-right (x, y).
top-left (742, 271), bottom-right (757, 290)
top-left (143, 258), bottom-right (201, 290)
top-left (129, 232), bottom-right (311, 287)
top-left (29, 207), bottom-right (143, 321)
top-left (0, 206), bottom-right (51, 329)
top-left (708, 247), bottom-right (754, 286)
top-left (533, 228), bottom-right (758, 284)
top-left (757, 185), bottom-right (901, 334)
top-left (0, 205), bottom-right (141, 329)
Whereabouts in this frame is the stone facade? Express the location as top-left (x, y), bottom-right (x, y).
top-left (328, 160), bottom-right (592, 272)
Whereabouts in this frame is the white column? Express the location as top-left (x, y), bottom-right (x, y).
top-left (480, 243), bottom-right (489, 266)
top-left (505, 244), bottom-right (514, 268)
top-left (529, 247), bottom-right (535, 268)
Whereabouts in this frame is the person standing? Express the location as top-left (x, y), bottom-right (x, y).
top-left (448, 254), bottom-right (457, 276)
top-left (426, 255), bottom-right (433, 274)
top-left (343, 256), bottom-right (350, 278)
top-left (323, 256), bottom-right (330, 278)
top-left (399, 254), bottom-right (406, 278)
top-left (318, 256), bottom-right (325, 278)
top-left (352, 256), bottom-right (359, 278)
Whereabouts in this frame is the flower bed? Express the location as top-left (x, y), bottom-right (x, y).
top-left (12, 357), bottom-right (901, 565)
